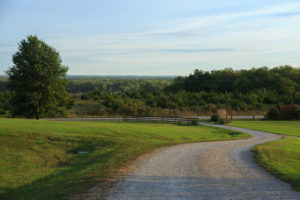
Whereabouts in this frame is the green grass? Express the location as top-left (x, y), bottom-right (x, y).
top-left (0, 118), bottom-right (250, 200)
top-left (253, 138), bottom-right (300, 191)
top-left (228, 120), bottom-right (300, 190)
top-left (229, 120), bottom-right (300, 136)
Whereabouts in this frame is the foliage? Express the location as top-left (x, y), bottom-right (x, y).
top-left (77, 89), bottom-right (269, 117)
top-left (0, 118), bottom-right (249, 200)
top-left (210, 114), bottom-right (228, 124)
top-left (266, 107), bottom-right (280, 120)
top-left (2, 65), bottom-right (300, 117)
top-left (266, 105), bottom-right (300, 120)
top-left (216, 109), bottom-right (229, 124)
top-left (6, 35), bottom-right (71, 119)
top-left (210, 114), bottom-right (218, 122)
top-left (166, 66), bottom-right (300, 94)
top-left (210, 115), bottom-right (229, 125)
top-left (67, 78), bottom-right (171, 93)
top-left (166, 66), bottom-right (300, 106)
top-left (0, 92), bottom-right (11, 116)
top-left (279, 105), bottom-right (300, 120)
top-left (0, 79), bottom-right (7, 91)
top-left (0, 77), bottom-right (172, 94)
top-left (74, 66), bottom-right (300, 117)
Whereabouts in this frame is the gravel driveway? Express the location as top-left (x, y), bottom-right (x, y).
top-left (104, 123), bottom-right (300, 200)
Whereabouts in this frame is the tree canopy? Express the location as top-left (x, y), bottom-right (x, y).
top-left (6, 35), bottom-right (70, 119)
top-left (76, 66), bottom-right (300, 117)
top-left (166, 66), bottom-right (300, 94)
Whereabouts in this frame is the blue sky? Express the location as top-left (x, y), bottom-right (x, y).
top-left (1, 0), bottom-right (300, 75)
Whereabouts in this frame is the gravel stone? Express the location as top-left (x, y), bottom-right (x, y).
top-left (107, 123), bottom-right (300, 200)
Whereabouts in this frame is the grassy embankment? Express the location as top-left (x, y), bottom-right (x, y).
top-left (229, 120), bottom-right (300, 191)
top-left (229, 120), bottom-right (300, 136)
top-left (0, 118), bottom-right (249, 200)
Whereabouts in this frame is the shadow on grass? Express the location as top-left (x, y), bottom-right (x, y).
top-left (0, 139), bottom-right (120, 200)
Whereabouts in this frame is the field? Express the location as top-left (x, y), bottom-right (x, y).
top-left (253, 138), bottom-right (300, 190)
top-left (0, 118), bottom-right (249, 200)
top-left (229, 120), bottom-right (300, 136)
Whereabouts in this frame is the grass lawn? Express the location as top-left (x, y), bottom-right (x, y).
top-left (228, 120), bottom-right (300, 191)
top-left (253, 138), bottom-right (300, 191)
top-left (229, 120), bottom-right (300, 136)
top-left (0, 118), bottom-right (249, 200)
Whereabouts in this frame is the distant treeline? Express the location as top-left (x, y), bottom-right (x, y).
top-left (0, 79), bottom-right (7, 91)
top-left (0, 78), bottom-right (172, 93)
top-left (76, 89), bottom-right (270, 116)
top-left (166, 66), bottom-right (300, 94)
top-left (67, 75), bottom-right (176, 80)
top-left (74, 66), bottom-right (300, 117)
top-left (1, 66), bottom-right (300, 117)
top-left (67, 79), bottom-right (172, 93)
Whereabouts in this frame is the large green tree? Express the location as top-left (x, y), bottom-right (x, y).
top-left (6, 35), bottom-right (70, 119)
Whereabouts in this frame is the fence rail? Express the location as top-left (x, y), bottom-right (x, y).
top-left (43, 115), bottom-right (264, 123)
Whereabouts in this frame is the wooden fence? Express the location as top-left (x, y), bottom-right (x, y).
top-left (43, 115), bottom-right (264, 124)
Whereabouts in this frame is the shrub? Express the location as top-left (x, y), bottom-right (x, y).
top-left (81, 94), bottom-right (89, 100)
top-left (279, 105), bottom-right (300, 120)
top-left (211, 109), bottom-right (229, 124)
top-left (266, 105), bottom-right (300, 120)
top-left (210, 114), bottom-right (218, 122)
top-left (266, 107), bottom-right (280, 120)
top-left (191, 118), bottom-right (200, 125)
top-left (0, 108), bottom-right (6, 115)
top-left (218, 118), bottom-right (226, 124)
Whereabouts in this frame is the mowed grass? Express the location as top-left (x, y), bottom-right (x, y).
top-left (228, 120), bottom-right (300, 191)
top-left (229, 120), bottom-right (300, 136)
top-left (253, 138), bottom-right (300, 191)
top-left (0, 118), bottom-right (250, 200)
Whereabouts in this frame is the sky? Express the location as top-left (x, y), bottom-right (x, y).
top-left (1, 0), bottom-right (300, 75)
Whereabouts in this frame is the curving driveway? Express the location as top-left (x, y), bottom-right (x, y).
top-left (105, 123), bottom-right (300, 200)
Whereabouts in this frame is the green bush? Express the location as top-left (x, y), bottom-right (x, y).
top-left (191, 119), bottom-right (200, 125)
top-left (279, 105), bottom-right (300, 120)
top-left (210, 114), bottom-right (229, 124)
top-left (266, 107), bottom-right (280, 120)
top-left (266, 105), bottom-right (300, 120)
top-left (210, 114), bottom-right (218, 122)
top-left (218, 118), bottom-right (226, 124)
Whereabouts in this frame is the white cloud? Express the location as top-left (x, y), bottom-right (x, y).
top-left (2, 2), bottom-right (300, 75)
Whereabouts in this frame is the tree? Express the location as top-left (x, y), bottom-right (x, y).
top-left (6, 35), bottom-right (70, 119)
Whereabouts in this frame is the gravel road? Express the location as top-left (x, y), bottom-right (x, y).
top-left (105, 123), bottom-right (300, 200)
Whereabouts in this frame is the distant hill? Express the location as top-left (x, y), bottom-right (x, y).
top-left (67, 75), bottom-right (176, 80)
top-left (0, 75), bottom-right (175, 93)
top-left (0, 75), bottom-right (177, 80)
